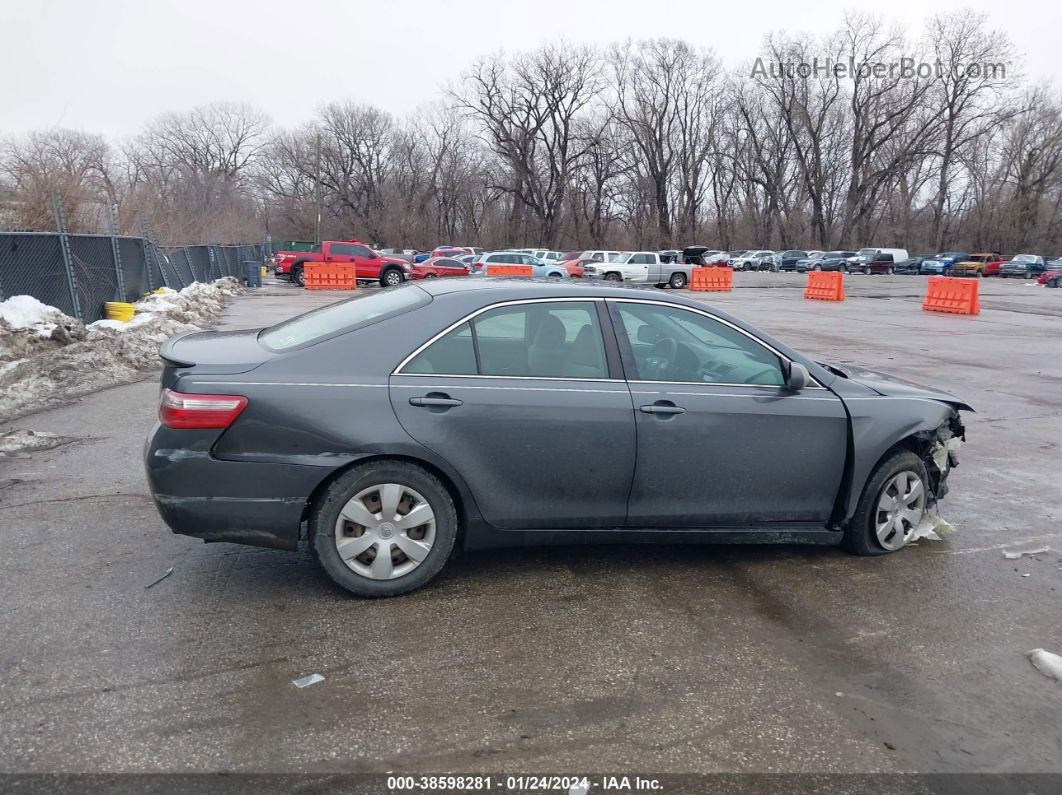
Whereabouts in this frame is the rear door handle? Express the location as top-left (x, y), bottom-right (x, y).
top-left (639, 403), bottom-right (686, 415)
top-left (409, 396), bottom-right (463, 408)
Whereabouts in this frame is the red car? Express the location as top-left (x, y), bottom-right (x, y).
top-left (410, 257), bottom-right (472, 280)
top-left (559, 258), bottom-right (591, 278)
top-left (276, 241), bottom-right (410, 287)
top-left (1037, 266), bottom-right (1062, 287)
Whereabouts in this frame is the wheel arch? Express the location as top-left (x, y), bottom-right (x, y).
top-left (300, 452), bottom-right (474, 546)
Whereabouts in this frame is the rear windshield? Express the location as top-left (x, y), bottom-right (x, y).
top-left (260, 286), bottom-right (429, 351)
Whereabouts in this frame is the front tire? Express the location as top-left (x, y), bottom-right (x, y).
top-left (380, 268), bottom-right (404, 287)
top-left (293, 266), bottom-right (305, 287)
top-left (668, 272), bottom-right (688, 289)
top-left (843, 450), bottom-right (928, 556)
top-left (311, 461), bottom-right (458, 597)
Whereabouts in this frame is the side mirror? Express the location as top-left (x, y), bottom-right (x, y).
top-left (786, 362), bottom-right (811, 391)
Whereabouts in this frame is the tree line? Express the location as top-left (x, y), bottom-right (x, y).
top-left (2, 10), bottom-right (1060, 256)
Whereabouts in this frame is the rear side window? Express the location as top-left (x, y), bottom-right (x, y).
top-left (400, 301), bottom-right (608, 379)
top-left (261, 287), bottom-right (428, 351)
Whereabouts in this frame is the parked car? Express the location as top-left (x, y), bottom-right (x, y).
top-left (431, 246), bottom-right (481, 259)
top-left (413, 251), bottom-right (431, 263)
top-left (920, 252), bottom-right (969, 275)
top-left (775, 250), bottom-right (810, 272)
top-left (577, 250), bottom-right (625, 263)
top-left (680, 246), bottom-right (713, 265)
top-left (797, 251), bottom-right (857, 272)
top-left (583, 251), bottom-right (693, 289)
top-left (704, 250), bottom-right (734, 265)
top-left (470, 252), bottom-right (569, 278)
top-left (558, 258), bottom-right (592, 278)
top-left (410, 257), bottom-right (471, 280)
top-left (659, 249), bottom-right (682, 264)
top-left (893, 256), bottom-right (929, 275)
top-left (377, 248), bottom-right (418, 263)
top-left (1000, 254), bottom-right (1047, 278)
top-left (276, 241), bottom-right (411, 287)
top-left (730, 250), bottom-right (775, 271)
top-left (146, 279), bottom-right (970, 597)
top-left (949, 253), bottom-right (1004, 278)
top-left (1037, 265), bottom-right (1062, 287)
top-left (852, 248), bottom-right (910, 275)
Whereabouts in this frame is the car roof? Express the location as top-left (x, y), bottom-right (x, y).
top-left (412, 276), bottom-right (704, 307)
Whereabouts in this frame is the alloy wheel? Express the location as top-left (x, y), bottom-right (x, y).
top-left (874, 470), bottom-right (926, 551)
top-left (334, 483), bottom-right (436, 580)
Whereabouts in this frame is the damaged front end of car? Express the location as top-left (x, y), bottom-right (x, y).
top-left (918, 412), bottom-right (966, 509)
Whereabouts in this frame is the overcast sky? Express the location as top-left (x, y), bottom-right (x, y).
top-left (2, 0), bottom-right (1058, 140)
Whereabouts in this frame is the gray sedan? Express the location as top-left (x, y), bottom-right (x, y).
top-left (145, 280), bottom-right (970, 597)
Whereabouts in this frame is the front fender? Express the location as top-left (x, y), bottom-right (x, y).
top-left (841, 396), bottom-right (963, 519)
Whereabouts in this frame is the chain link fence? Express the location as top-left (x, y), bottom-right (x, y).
top-left (0, 232), bottom-right (268, 324)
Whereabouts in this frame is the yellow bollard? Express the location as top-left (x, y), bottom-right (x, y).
top-left (104, 302), bottom-right (136, 322)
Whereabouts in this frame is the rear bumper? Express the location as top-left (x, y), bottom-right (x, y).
top-left (144, 424), bottom-right (332, 551)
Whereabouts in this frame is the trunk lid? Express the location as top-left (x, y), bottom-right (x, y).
top-left (159, 329), bottom-right (274, 375)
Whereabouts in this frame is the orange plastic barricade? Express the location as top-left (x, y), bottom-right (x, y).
top-left (485, 264), bottom-right (533, 277)
top-left (303, 262), bottom-right (356, 290)
top-left (689, 266), bottom-right (732, 292)
top-left (922, 276), bottom-right (980, 315)
top-left (804, 271), bottom-right (845, 301)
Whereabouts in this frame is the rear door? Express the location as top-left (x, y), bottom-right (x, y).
top-left (390, 299), bottom-right (636, 529)
top-left (609, 299), bottom-right (848, 527)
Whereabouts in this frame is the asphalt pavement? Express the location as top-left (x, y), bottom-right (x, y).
top-left (1, 273), bottom-right (1060, 777)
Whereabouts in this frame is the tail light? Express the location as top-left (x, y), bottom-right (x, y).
top-left (160, 388), bottom-right (248, 429)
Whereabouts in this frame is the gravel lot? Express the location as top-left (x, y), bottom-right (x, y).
top-left (1, 273), bottom-right (1060, 777)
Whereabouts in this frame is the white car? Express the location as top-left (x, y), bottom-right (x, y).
top-left (730, 250), bottom-right (776, 271)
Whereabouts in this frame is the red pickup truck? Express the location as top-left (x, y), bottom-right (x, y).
top-left (275, 241), bottom-right (411, 287)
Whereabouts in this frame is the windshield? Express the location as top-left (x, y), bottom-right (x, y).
top-left (1013, 255), bottom-right (1036, 263)
top-left (260, 286), bottom-right (429, 351)
top-left (858, 248), bottom-right (878, 257)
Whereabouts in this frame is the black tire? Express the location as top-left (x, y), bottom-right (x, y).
top-left (311, 461), bottom-right (458, 598)
top-left (1048, 279), bottom-right (1060, 288)
top-left (424, 273), bottom-right (438, 279)
top-left (886, 265), bottom-right (894, 275)
top-left (842, 449), bottom-right (928, 556)
top-left (380, 268), bottom-right (404, 288)
top-left (604, 272), bottom-right (622, 282)
top-left (547, 272), bottom-right (563, 279)
top-left (812, 264), bottom-right (822, 271)
top-left (293, 266), bottom-right (305, 287)
top-left (668, 272), bottom-right (688, 289)
top-left (840, 264), bottom-right (848, 273)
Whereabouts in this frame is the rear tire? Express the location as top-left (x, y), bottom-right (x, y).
top-left (843, 450), bottom-right (928, 557)
top-left (668, 272), bottom-right (688, 289)
top-left (812, 264), bottom-right (822, 271)
top-left (311, 461), bottom-right (458, 598)
top-left (604, 272), bottom-right (622, 282)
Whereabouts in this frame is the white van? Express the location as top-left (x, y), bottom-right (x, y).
top-left (853, 248), bottom-right (910, 274)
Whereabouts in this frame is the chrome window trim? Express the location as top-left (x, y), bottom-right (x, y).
top-left (393, 297), bottom-right (611, 378)
top-left (393, 295), bottom-right (827, 390)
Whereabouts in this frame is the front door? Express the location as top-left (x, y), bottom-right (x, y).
top-left (390, 299), bottom-right (636, 529)
top-left (609, 300), bottom-right (848, 527)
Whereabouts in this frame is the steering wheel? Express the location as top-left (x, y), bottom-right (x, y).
top-left (644, 336), bottom-right (677, 380)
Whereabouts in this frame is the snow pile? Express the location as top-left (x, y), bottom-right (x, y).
top-left (0, 429), bottom-right (77, 457)
top-left (0, 278), bottom-right (241, 421)
top-left (0, 297), bottom-right (86, 363)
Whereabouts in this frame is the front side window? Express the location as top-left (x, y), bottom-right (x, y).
top-left (401, 302), bottom-right (608, 379)
top-left (615, 303), bottom-right (784, 386)
top-left (350, 244), bottom-right (373, 257)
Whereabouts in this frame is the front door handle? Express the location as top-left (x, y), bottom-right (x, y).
top-left (409, 396), bottom-right (463, 408)
top-left (639, 402), bottom-right (686, 415)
